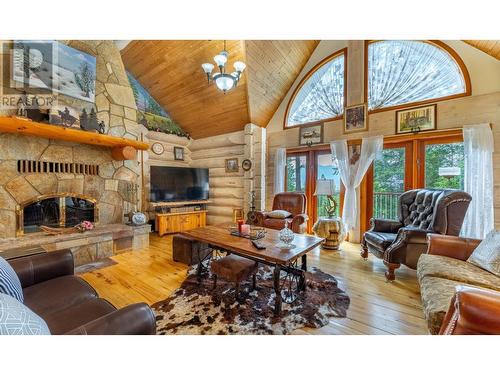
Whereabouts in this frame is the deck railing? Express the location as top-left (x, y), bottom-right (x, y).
top-left (373, 192), bottom-right (401, 220)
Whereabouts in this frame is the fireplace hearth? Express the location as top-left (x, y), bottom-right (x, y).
top-left (17, 194), bottom-right (98, 236)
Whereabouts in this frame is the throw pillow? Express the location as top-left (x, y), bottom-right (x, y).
top-left (267, 210), bottom-right (292, 219)
top-left (467, 230), bottom-right (500, 277)
top-left (0, 256), bottom-right (24, 303)
top-left (0, 293), bottom-right (50, 335)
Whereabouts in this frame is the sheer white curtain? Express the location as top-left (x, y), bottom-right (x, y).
top-left (288, 54), bottom-right (345, 125)
top-left (462, 124), bottom-right (494, 239)
top-left (274, 148), bottom-right (286, 195)
top-left (331, 136), bottom-right (383, 231)
top-left (368, 40), bottom-right (466, 110)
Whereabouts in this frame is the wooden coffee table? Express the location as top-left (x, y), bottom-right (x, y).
top-left (180, 225), bottom-right (324, 315)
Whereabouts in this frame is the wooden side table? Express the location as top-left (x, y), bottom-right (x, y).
top-left (312, 217), bottom-right (346, 250)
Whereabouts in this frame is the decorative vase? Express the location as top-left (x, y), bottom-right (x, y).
top-left (278, 220), bottom-right (295, 249)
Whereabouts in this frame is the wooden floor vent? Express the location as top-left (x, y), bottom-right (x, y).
top-left (17, 160), bottom-right (100, 176)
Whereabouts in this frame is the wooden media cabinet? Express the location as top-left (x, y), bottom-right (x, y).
top-left (152, 201), bottom-right (209, 236)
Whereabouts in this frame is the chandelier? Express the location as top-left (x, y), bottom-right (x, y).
top-left (201, 41), bottom-right (246, 93)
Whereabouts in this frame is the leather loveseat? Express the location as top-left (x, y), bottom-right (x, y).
top-left (361, 188), bottom-right (471, 281)
top-left (7, 250), bottom-right (156, 335)
top-left (255, 192), bottom-right (308, 234)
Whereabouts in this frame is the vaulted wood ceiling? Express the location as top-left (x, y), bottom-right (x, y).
top-left (464, 40), bottom-right (500, 60)
top-left (121, 40), bottom-right (318, 139)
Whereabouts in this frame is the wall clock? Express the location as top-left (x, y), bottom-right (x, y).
top-left (151, 142), bottom-right (164, 155)
top-left (242, 159), bottom-right (252, 171)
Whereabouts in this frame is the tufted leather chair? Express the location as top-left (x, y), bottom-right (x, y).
top-left (361, 189), bottom-right (471, 281)
top-left (255, 192), bottom-right (308, 234)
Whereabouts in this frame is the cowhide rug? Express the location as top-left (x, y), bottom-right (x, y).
top-left (152, 264), bottom-right (350, 335)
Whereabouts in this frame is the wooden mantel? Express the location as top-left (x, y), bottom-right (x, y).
top-left (0, 116), bottom-right (149, 160)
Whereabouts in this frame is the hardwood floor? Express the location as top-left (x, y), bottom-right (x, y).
top-left (80, 233), bottom-right (429, 334)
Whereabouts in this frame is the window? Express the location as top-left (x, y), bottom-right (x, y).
top-left (285, 50), bottom-right (346, 127)
top-left (424, 141), bottom-right (464, 190)
top-left (367, 41), bottom-right (470, 111)
top-left (373, 146), bottom-right (408, 220)
top-left (286, 154), bottom-right (307, 192)
top-left (316, 152), bottom-right (341, 218)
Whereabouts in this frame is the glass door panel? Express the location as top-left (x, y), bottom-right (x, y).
top-left (424, 142), bottom-right (464, 189)
top-left (373, 147), bottom-right (406, 220)
top-left (316, 153), bottom-right (341, 218)
top-left (286, 154), bottom-right (307, 192)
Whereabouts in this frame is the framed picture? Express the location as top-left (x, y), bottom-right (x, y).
top-left (396, 104), bottom-right (437, 134)
top-left (348, 144), bottom-right (361, 165)
top-left (225, 158), bottom-right (239, 173)
top-left (174, 147), bottom-right (184, 160)
top-left (12, 41), bottom-right (97, 103)
top-left (344, 104), bottom-right (368, 134)
top-left (299, 124), bottom-right (323, 146)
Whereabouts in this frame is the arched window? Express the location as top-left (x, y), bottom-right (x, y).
top-left (367, 40), bottom-right (470, 111)
top-left (285, 49), bottom-right (346, 128)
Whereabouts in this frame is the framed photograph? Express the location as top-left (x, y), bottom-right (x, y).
top-left (225, 158), bottom-right (239, 173)
top-left (299, 124), bottom-right (323, 146)
top-left (174, 147), bottom-right (184, 161)
top-left (348, 144), bottom-right (361, 165)
top-left (12, 41), bottom-right (97, 103)
top-left (396, 104), bottom-right (437, 134)
top-left (344, 104), bottom-right (368, 134)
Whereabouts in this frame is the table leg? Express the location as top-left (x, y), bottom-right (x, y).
top-left (273, 265), bottom-right (282, 316)
top-left (196, 245), bottom-right (204, 283)
top-left (301, 254), bottom-right (307, 271)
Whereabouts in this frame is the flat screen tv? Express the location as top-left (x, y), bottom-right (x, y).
top-left (150, 166), bottom-right (209, 202)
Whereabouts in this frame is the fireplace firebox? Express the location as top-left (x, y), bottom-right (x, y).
top-left (16, 194), bottom-right (98, 236)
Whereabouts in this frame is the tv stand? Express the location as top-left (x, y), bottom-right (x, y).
top-left (152, 201), bottom-right (210, 236)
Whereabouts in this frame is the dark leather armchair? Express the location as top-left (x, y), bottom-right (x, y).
top-left (255, 192), bottom-right (308, 234)
top-left (361, 188), bottom-right (471, 281)
top-left (8, 250), bottom-right (156, 335)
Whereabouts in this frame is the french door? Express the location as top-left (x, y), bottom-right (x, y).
top-left (365, 131), bottom-right (464, 230)
top-left (367, 142), bottom-right (413, 221)
top-left (285, 147), bottom-right (344, 233)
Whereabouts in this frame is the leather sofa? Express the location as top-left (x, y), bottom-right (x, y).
top-left (361, 188), bottom-right (471, 281)
top-left (417, 234), bottom-right (500, 334)
top-left (439, 286), bottom-right (500, 335)
top-left (8, 250), bottom-right (156, 335)
top-left (255, 192), bottom-right (308, 234)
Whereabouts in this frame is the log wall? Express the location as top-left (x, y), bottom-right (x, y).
top-left (143, 131), bottom-right (192, 220)
top-left (190, 130), bottom-right (246, 225)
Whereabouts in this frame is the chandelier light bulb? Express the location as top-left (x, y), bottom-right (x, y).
top-left (214, 53), bottom-right (228, 67)
top-left (233, 61), bottom-right (246, 73)
top-left (201, 63), bottom-right (214, 74)
top-left (215, 74), bottom-right (235, 92)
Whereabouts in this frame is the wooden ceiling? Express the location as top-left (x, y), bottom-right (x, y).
top-left (121, 40), bottom-right (318, 138)
top-left (463, 40), bottom-right (500, 60)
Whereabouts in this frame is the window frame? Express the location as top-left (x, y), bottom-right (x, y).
top-left (364, 40), bottom-right (472, 114)
top-left (283, 47), bottom-right (348, 130)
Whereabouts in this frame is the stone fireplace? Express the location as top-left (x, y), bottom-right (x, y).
top-left (0, 40), bottom-right (152, 264)
top-left (17, 193), bottom-right (98, 236)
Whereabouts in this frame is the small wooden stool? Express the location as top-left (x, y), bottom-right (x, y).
top-left (210, 254), bottom-right (258, 300)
